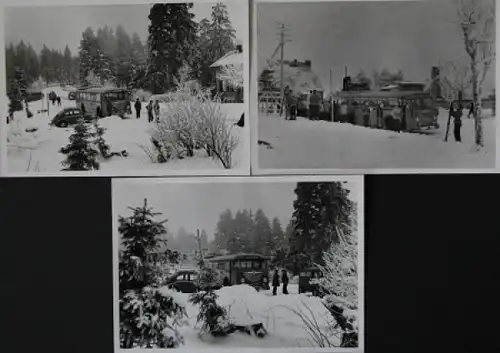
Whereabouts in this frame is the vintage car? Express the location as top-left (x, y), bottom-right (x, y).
top-left (49, 107), bottom-right (94, 128)
top-left (298, 266), bottom-right (327, 297)
top-left (165, 269), bottom-right (223, 293)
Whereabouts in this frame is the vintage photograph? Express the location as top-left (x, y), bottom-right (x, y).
top-left (255, 0), bottom-right (496, 171)
top-left (113, 176), bottom-right (363, 350)
top-left (3, 0), bottom-right (248, 175)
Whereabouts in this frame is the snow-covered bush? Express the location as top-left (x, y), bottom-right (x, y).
top-left (59, 119), bottom-right (100, 171)
top-left (189, 256), bottom-right (231, 336)
top-left (314, 225), bottom-right (358, 348)
top-left (119, 199), bottom-right (187, 348)
top-left (146, 64), bottom-right (239, 168)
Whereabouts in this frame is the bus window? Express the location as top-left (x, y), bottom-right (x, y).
top-left (422, 98), bottom-right (433, 107)
top-left (233, 261), bottom-right (240, 268)
top-left (252, 261), bottom-right (262, 269)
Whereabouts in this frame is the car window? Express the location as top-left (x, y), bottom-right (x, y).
top-left (190, 273), bottom-right (198, 281)
top-left (176, 274), bottom-right (185, 281)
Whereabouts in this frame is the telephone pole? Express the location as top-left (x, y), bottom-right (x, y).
top-left (193, 229), bottom-right (203, 264)
top-left (276, 22), bottom-right (292, 115)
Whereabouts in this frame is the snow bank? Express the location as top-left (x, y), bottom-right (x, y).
top-left (259, 107), bottom-right (495, 169)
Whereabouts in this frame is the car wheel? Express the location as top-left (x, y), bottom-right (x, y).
top-left (60, 122), bottom-right (68, 128)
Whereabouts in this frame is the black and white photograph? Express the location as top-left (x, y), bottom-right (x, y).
top-left (113, 176), bottom-right (363, 351)
top-left (254, 0), bottom-right (496, 171)
top-left (2, 0), bottom-right (249, 176)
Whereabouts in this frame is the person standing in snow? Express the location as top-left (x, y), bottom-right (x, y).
top-left (449, 100), bottom-right (463, 142)
top-left (134, 98), bottom-right (142, 119)
top-left (309, 90), bottom-right (321, 121)
top-left (154, 100), bottom-right (160, 122)
top-left (272, 269), bottom-right (280, 296)
top-left (281, 269), bottom-right (289, 295)
top-left (147, 100), bottom-right (154, 123)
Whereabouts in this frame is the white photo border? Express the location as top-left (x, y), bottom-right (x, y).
top-left (250, 0), bottom-right (498, 175)
top-left (112, 174), bottom-right (365, 353)
top-left (0, 0), bottom-right (250, 177)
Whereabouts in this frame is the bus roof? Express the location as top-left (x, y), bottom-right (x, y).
top-left (77, 87), bottom-right (129, 94)
top-left (207, 253), bottom-right (270, 262)
top-left (336, 90), bottom-right (431, 99)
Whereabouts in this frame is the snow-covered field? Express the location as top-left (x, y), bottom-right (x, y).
top-left (158, 284), bottom-right (340, 349)
top-left (6, 87), bottom-right (247, 175)
top-left (258, 109), bottom-right (495, 170)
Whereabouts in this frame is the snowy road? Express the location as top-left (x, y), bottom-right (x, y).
top-left (7, 87), bottom-right (247, 174)
top-left (258, 109), bottom-right (495, 170)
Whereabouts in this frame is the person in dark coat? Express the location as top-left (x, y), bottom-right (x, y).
top-left (450, 101), bottom-right (463, 142)
top-left (309, 90), bottom-right (321, 121)
top-left (56, 96), bottom-right (61, 106)
top-left (134, 98), bottom-right (142, 119)
top-left (272, 269), bottom-right (280, 296)
top-left (281, 269), bottom-right (289, 295)
top-left (81, 102), bottom-right (86, 115)
top-left (147, 100), bottom-right (154, 123)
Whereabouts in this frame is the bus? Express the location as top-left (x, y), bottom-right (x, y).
top-left (335, 90), bottom-right (440, 132)
top-left (75, 87), bottom-right (132, 118)
top-left (206, 253), bottom-right (270, 291)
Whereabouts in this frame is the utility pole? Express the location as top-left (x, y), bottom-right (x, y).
top-left (276, 22), bottom-right (291, 116)
top-left (193, 229), bottom-right (203, 264)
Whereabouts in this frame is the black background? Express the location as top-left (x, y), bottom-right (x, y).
top-left (1, 175), bottom-right (499, 352)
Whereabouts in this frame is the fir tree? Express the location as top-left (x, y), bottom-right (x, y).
top-left (93, 119), bottom-right (111, 159)
top-left (188, 244), bottom-right (230, 337)
top-left (79, 28), bottom-right (96, 86)
top-left (147, 3), bottom-right (198, 93)
top-left (119, 199), bottom-right (187, 348)
top-left (253, 209), bottom-right (272, 255)
top-left (289, 182), bottom-right (353, 269)
top-left (59, 120), bottom-right (100, 171)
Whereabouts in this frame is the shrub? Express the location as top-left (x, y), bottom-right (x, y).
top-left (60, 119), bottom-right (100, 171)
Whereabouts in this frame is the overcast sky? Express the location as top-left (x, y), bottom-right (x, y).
top-left (5, 2), bottom-right (246, 54)
top-left (257, 0), bottom-right (495, 94)
top-left (113, 179), bottom-right (358, 240)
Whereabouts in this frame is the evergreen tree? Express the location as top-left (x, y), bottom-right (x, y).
top-left (227, 210), bottom-right (253, 254)
top-left (63, 45), bottom-right (73, 84)
top-left (147, 3), bottom-right (198, 93)
top-left (79, 28), bottom-right (96, 86)
top-left (200, 229), bottom-right (209, 250)
top-left (114, 25), bottom-right (133, 87)
top-left (26, 43), bottom-right (40, 84)
top-left (213, 209), bottom-right (234, 251)
top-left (93, 119), bottom-right (111, 159)
top-left (5, 43), bottom-right (17, 83)
top-left (253, 209), bottom-right (272, 255)
top-left (289, 182), bottom-right (353, 269)
top-left (96, 26), bottom-right (115, 84)
top-left (59, 120), bottom-right (100, 171)
top-left (119, 199), bottom-right (186, 348)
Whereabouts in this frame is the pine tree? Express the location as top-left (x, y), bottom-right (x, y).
top-left (79, 28), bottom-right (96, 86)
top-left (119, 199), bottom-right (187, 348)
top-left (213, 209), bottom-right (234, 251)
top-left (59, 120), bottom-right (100, 171)
top-left (63, 45), bottom-right (73, 84)
top-left (93, 119), bottom-right (111, 159)
top-left (96, 26), bottom-right (115, 85)
top-left (188, 239), bottom-right (230, 337)
top-left (289, 182), bottom-right (353, 269)
top-left (253, 209), bottom-right (272, 255)
top-left (147, 3), bottom-right (198, 93)
top-left (114, 25), bottom-right (133, 88)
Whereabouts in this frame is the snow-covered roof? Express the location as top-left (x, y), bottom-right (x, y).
top-left (264, 64), bottom-right (324, 93)
top-left (210, 50), bottom-right (244, 67)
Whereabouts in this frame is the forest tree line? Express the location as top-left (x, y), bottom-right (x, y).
top-left (210, 181), bottom-right (355, 273)
top-left (5, 2), bottom-right (237, 96)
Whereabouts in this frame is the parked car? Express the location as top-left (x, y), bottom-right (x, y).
top-left (165, 269), bottom-right (223, 293)
top-left (298, 266), bottom-right (328, 297)
top-left (50, 107), bottom-right (94, 128)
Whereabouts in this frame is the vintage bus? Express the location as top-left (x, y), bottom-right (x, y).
top-left (75, 87), bottom-right (132, 118)
top-left (206, 253), bottom-right (270, 291)
top-left (335, 90), bottom-right (440, 132)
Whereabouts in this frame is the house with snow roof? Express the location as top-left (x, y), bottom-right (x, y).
top-left (210, 43), bottom-right (244, 103)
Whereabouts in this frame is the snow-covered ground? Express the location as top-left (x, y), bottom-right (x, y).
top-left (258, 109), bottom-right (495, 170)
top-left (6, 87), bottom-right (247, 175)
top-left (159, 284), bottom-right (340, 349)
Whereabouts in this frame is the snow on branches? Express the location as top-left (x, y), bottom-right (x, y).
top-left (217, 63), bottom-right (244, 89)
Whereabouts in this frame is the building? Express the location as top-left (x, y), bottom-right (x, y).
top-left (210, 43), bottom-right (244, 103)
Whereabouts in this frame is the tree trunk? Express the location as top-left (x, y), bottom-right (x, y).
top-left (470, 60), bottom-right (483, 148)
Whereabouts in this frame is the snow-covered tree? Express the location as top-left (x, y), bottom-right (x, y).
top-left (93, 119), bottom-right (111, 159)
top-left (79, 28), bottom-right (96, 86)
top-left (455, 0), bottom-right (495, 149)
top-left (119, 199), bottom-right (187, 348)
top-left (188, 246), bottom-right (230, 337)
top-left (59, 120), bottom-right (100, 171)
top-left (315, 221), bottom-right (358, 348)
top-left (217, 63), bottom-right (243, 89)
top-left (439, 60), bottom-right (472, 100)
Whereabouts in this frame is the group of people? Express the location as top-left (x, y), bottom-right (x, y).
top-left (271, 268), bottom-right (289, 296)
top-left (281, 87), bottom-right (323, 121)
top-left (134, 98), bottom-right (161, 123)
